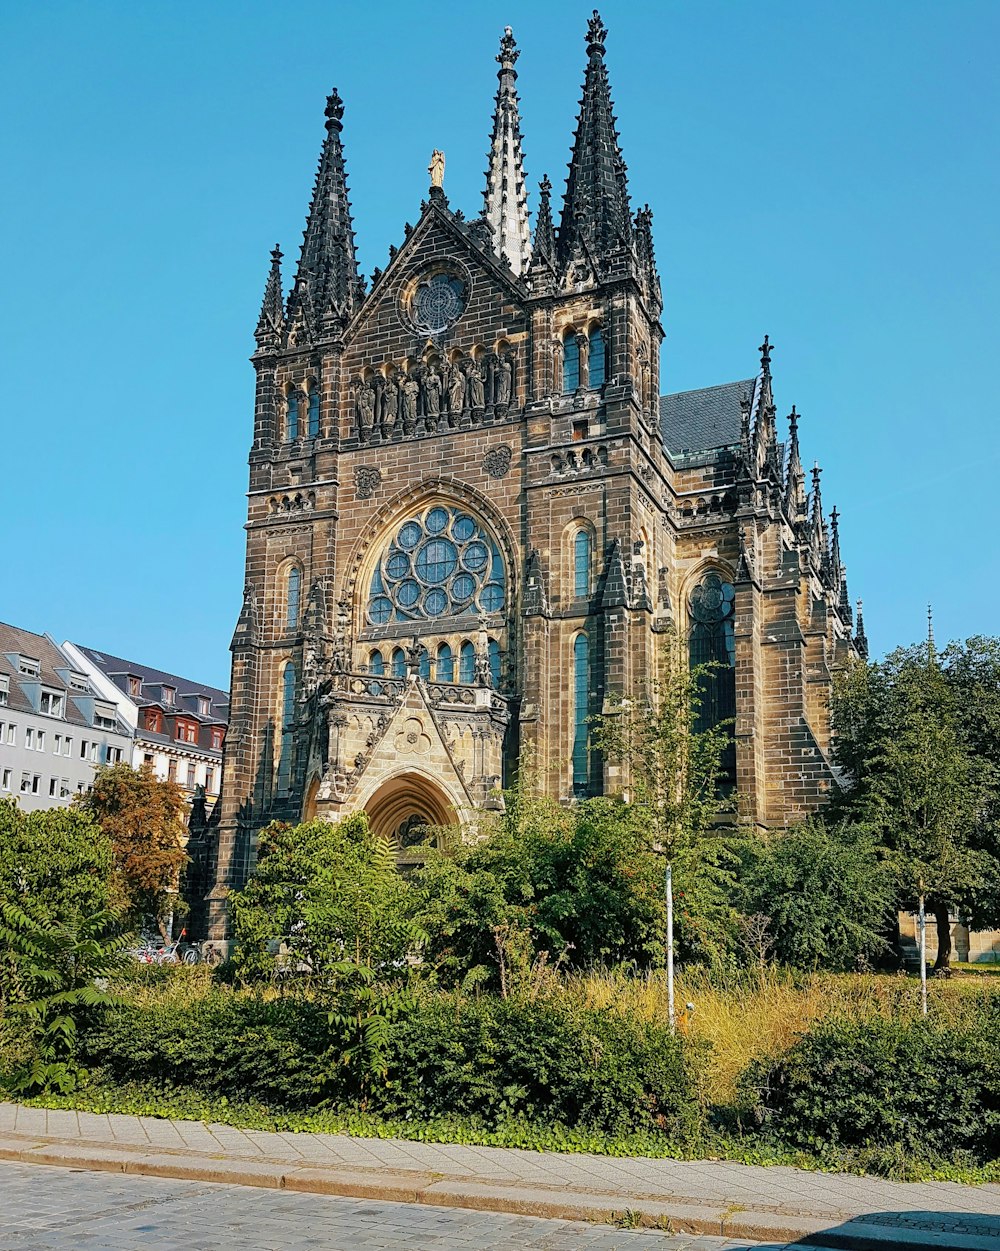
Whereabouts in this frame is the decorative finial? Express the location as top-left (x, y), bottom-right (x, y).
top-left (270, 243), bottom-right (283, 265)
top-left (788, 403), bottom-right (799, 433)
top-left (759, 334), bottom-right (772, 371)
top-left (428, 149), bottom-right (445, 189)
top-left (325, 88), bottom-right (344, 132)
top-left (811, 461), bottom-right (822, 490)
top-left (498, 25), bottom-right (519, 70)
top-left (587, 10), bottom-right (608, 56)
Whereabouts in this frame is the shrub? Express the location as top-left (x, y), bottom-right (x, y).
top-left (741, 1003), bottom-right (1000, 1162)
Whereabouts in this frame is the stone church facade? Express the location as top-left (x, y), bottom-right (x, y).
top-left (205, 15), bottom-right (865, 935)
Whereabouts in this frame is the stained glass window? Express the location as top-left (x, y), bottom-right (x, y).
top-left (459, 641), bottom-right (476, 685)
top-left (436, 643), bottom-right (454, 683)
top-left (391, 648), bottom-right (406, 679)
top-left (688, 570), bottom-right (736, 781)
top-left (366, 505), bottom-right (506, 626)
top-left (286, 391), bottom-right (298, 441)
top-left (307, 388), bottom-right (320, 438)
top-left (574, 530), bottom-right (590, 598)
top-left (286, 567), bottom-right (301, 629)
top-left (572, 634), bottom-right (589, 794)
top-left (563, 333), bottom-right (580, 392)
top-left (277, 662), bottom-right (296, 791)
top-left (488, 638), bottom-right (501, 688)
top-left (588, 328), bottom-right (605, 388)
top-left (413, 274), bottom-right (465, 335)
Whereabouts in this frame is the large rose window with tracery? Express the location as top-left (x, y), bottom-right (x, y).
top-left (366, 505), bottom-right (506, 626)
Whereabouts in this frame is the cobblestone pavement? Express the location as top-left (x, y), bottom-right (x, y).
top-left (0, 1162), bottom-right (775, 1251)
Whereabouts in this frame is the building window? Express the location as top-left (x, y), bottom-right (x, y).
top-left (60, 779), bottom-right (70, 798)
top-left (0, 676), bottom-right (7, 706)
top-left (198, 695), bottom-right (210, 716)
top-left (574, 529), bottom-right (590, 598)
top-left (54, 734), bottom-right (61, 754)
top-left (1, 768), bottom-right (10, 791)
top-left (25, 728), bottom-right (34, 750)
top-left (162, 686), bottom-right (175, 707)
top-left (562, 332), bottom-right (580, 392)
top-left (572, 633), bottom-right (590, 795)
top-left (205, 767), bottom-right (215, 792)
top-left (277, 662), bottom-right (296, 791)
top-left (167, 758), bottom-right (177, 782)
top-left (368, 649), bottom-right (385, 677)
top-left (128, 676), bottom-right (142, 697)
top-left (18, 657), bottom-right (40, 677)
top-left (286, 389), bottom-right (298, 441)
top-left (688, 570), bottom-right (737, 782)
top-left (80, 739), bottom-right (88, 759)
top-left (49, 777), bottom-right (58, 797)
top-left (63, 736), bottom-right (72, 756)
top-left (186, 763), bottom-right (197, 788)
top-left (210, 726), bottom-right (225, 751)
top-left (5, 723), bottom-right (14, 746)
top-left (90, 742), bottom-right (99, 763)
top-left (175, 719), bottom-right (197, 744)
top-left (390, 648), bottom-right (406, 679)
top-left (571, 419), bottom-right (588, 442)
top-left (488, 638), bottom-right (502, 689)
top-left (144, 708), bottom-right (163, 734)
top-left (94, 707), bottom-right (116, 730)
top-left (418, 647), bottom-right (431, 680)
top-left (36, 731), bottom-right (45, 752)
top-left (435, 643), bottom-right (453, 683)
top-left (588, 327), bottom-right (605, 388)
top-left (459, 641), bottom-right (476, 685)
top-left (286, 566), bottom-right (301, 630)
top-left (307, 386), bottom-right (320, 438)
top-left (105, 746), bottom-right (123, 765)
top-left (365, 504), bottom-right (506, 626)
top-left (143, 753), bottom-right (154, 766)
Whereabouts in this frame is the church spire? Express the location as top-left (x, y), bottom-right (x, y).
top-left (254, 245), bottom-right (285, 351)
top-left (855, 599), bottom-right (869, 660)
top-left (558, 11), bottom-right (633, 269)
top-left (482, 26), bottom-right (531, 276)
top-left (783, 407), bottom-right (806, 524)
top-left (292, 88), bottom-right (363, 336)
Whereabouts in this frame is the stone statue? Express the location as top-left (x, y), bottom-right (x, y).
top-left (401, 374), bottom-right (419, 435)
top-left (382, 372), bottom-right (399, 438)
top-left (422, 364), bottom-right (442, 426)
top-left (428, 149), bottom-right (445, 188)
top-left (354, 380), bottom-right (375, 442)
top-left (448, 360), bottom-right (466, 421)
top-left (495, 351), bottom-right (514, 408)
top-left (467, 359), bottom-right (485, 413)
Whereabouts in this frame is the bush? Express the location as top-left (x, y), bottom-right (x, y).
top-left (741, 1003), bottom-right (1000, 1162)
top-left (79, 986), bottom-right (701, 1138)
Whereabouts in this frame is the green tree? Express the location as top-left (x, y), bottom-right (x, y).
top-left (230, 814), bottom-right (415, 986)
top-left (831, 640), bottom-right (1000, 968)
top-left (739, 819), bottom-right (894, 970)
top-left (0, 799), bottom-right (113, 923)
top-left (75, 763), bottom-right (188, 937)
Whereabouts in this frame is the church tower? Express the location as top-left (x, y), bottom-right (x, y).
top-left (206, 15), bottom-right (860, 936)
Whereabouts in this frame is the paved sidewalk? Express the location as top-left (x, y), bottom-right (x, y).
top-left (2, 1103), bottom-right (1000, 1247)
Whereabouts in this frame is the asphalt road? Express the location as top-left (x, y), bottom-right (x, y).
top-left (0, 1160), bottom-right (774, 1250)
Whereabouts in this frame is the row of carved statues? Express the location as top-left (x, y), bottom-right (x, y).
top-left (353, 350), bottom-right (517, 442)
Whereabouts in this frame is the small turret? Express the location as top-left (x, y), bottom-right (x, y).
top-left (751, 336), bottom-right (781, 483)
top-left (254, 245), bottom-right (285, 351)
top-left (784, 405), bottom-right (807, 524)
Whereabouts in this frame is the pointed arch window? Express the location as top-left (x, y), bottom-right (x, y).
top-left (488, 639), bottom-right (502, 689)
top-left (688, 570), bottom-right (737, 782)
top-left (418, 647), bottom-right (431, 680)
top-left (307, 387), bottom-right (320, 438)
top-left (574, 530), bottom-right (591, 599)
top-left (562, 332), bottom-right (580, 393)
top-left (277, 661), bottom-right (296, 791)
top-left (285, 390), bottom-right (298, 441)
top-left (367, 648), bottom-right (385, 695)
top-left (285, 566), bottom-right (301, 630)
top-left (436, 643), bottom-right (454, 683)
top-left (572, 633), bottom-right (590, 795)
top-left (459, 641), bottom-right (476, 685)
top-left (588, 328), bottom-right (605, 388)
top-left (391, 647), bottom-right (406, 679)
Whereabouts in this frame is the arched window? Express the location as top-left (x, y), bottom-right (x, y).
top-left (436, 643), bottom-right (454, 683)
top-left (459, 640), bottom-right (476, 685)
top-left (488, 638), bottom-right (501, 689)
top-left (572, 634), bottom-right (590, 795)
top-left (588, 327), bottom-right (605, 388)
top-left (277, 662), bottom-right (296, 791)
top-left (285, 389), bottom-right (298, 441)
top-left (285, 566), bottom-right (301, 630)
top-left (574, 529), bottom-right (590, 599)
top-left (418, 647), bottom-right (431, 680)
top-left (562, 332), bottom-right (580, 393)
top-left (391, 647), bottom-right (406, 679)
top-left (688, 571), bottom-right (737, 782)
top-left (367, 648), bottom-right (385, 695)
top-left (307, 387), bottom-right (320, 438)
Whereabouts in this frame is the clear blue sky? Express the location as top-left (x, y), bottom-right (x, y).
top-left (1, 1), bottom-right (997, 689)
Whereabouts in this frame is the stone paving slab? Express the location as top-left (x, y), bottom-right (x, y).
top-left (1, 1102), bottom-right (999, 1246)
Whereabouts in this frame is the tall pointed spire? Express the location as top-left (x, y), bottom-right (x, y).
top-left (532, 175), bottom-right (557, 265)
top-left (558, 11), bottom-right (633, 269)
top-left (634, 205), bottom-right (662, 316)
top-left (482, 27), bottom-right (531, 276)
top-left (784, 405), bottom-right (807, 522)
top-left (855, 599), bottom-right (869, 660)
top-left (751, 336), bottom-right (781, 481)
top-left (809, 463), bottom-right (828, 566)
top-left (254, 245), bottom-right (285, 350)
top-left (292, 88), bottom-right (363, 336)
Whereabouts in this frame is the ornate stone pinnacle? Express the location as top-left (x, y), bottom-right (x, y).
top-left (325, 88), bottom-right (344, 131)
top-left (759, 334), bottom-right (772, 370)
top-left (498, 25), bottom-right (519, 70)
top-left (587, 10), bottom-right (608, 55)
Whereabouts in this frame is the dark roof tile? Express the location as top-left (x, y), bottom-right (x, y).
top-left (659, 379), bottom-right (754, 457)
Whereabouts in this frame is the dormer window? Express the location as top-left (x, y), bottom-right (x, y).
top-left (94, 703), bottom-right (117, 731)
top-left (68, 672), bottom-right (88, 691)
top-left (198, 695), bottom-right (210, 716)
top-left (0, 676), bottom-right (7, 707)
top-left (210, 726), bottom-right (225, 751)
top-left (162, 686), bottom-right (175, 707)
top-left (175, 718), bottom-right (198, 745)
top-left (18, 656), bottom-right (40, 678)
top-left (143, 708), bottom-right (164, 734)
top-left (39, 690), bottom-right (65, 718)
top-left (128, 676), bottom-right (142, 698)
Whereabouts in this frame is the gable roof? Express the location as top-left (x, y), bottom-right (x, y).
top-left (0, 620), bottom-right (127, 733)
top-left (659, 378), bottom-right (754, 457)
top-left (72, 645), bottom-right (229, 724)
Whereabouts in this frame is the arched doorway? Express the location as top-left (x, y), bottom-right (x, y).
top-left (364, 773), bottom-right (457, 870)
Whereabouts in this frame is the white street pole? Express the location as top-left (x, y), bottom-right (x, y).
top-left (666, 859), bottom-right (676, 1034)
top-left (918, 889), bottom-right (928, 1017)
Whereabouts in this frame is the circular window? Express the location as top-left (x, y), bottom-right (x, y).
top-left (412, 273), bottom-right (466, 335)
top-left (367, 504), bottom-right (506, 626)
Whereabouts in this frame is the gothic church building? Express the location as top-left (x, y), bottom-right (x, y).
top-left (206, 15), bottom-right (864, 933)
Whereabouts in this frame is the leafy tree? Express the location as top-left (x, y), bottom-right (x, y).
top-left (0, 902), bottom-right (127, 1093)
top-left (0, 798), bottom-right (113, 923)
top-left (739, 819), bottom-right (894, 970)
top-left (590, 629), bottom-right (737, 986)
top-left (831, 640), bottom-right (1000, 968)
top-left (75, 763), bottom-right (188, 937)
top-left (230, 814), bottom-right (415, 987)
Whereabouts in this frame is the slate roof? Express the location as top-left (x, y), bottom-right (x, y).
top-left (0, 621), bottom-right (127, 733)
top-left (659, 379), bottom-right (754, 457)
top-left (72, 645), bottom-right (230, 725)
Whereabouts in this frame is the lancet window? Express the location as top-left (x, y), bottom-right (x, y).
top-left (688, 570), bottom-right (737, 780)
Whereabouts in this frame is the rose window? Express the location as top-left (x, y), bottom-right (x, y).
top-left (411, 273), bottom-right (465, 335)
top-left (366, 505), bottom-right (505, 626)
